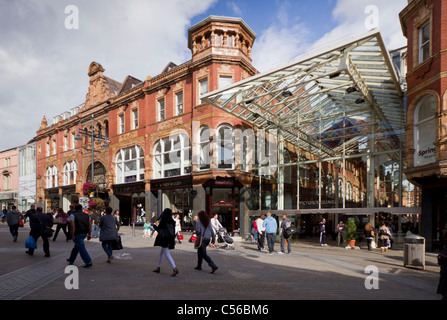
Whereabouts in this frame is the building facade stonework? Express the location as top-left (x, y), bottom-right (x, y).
top-left (400, 0), bottom-right (447, 250)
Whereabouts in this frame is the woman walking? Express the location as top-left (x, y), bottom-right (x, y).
top-left (153, 208), bottom-right (178, 277)
top-left (364, 222), bottom-right (375, 251)
top-left (52, 208), bottom-right (70, 241)
top-left (99, 207), bottom-right (120, 263)
top-left (194, 210), bottom-right (218, 273)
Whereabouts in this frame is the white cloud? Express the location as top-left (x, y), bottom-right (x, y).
top-left (0, 0), bottom-right (216, 150)
top-left (227, 1), bottom-right (243, 16)
top-left (251, 1), bottom-right (311, 72)
top-left (311, 0), bottom-right (407, 52)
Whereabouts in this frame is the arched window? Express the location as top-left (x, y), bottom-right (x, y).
top-left (414, 95), bottom-right (437, 166)
top-left (346, 182), bottom-right (352, 201)
top-left (63, 161), bottom-right (77, 185)
top-left (326, 174), bottom-right (334, 199)
top-left (46, 166), bottom-right (58, 188)
top-left (217, 124), bottom-right (234, 169)
top-left (153, 133), bottom-right (191, 179)
top-left (199, 126), bottom-right (211, 170)
top-left (116, 145), bottom-right (145, 184)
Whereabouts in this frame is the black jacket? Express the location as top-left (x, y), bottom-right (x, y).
top-left (154, 209), bottom-right (175, 249)
top-left (29, 212), bottom-right (53, 237)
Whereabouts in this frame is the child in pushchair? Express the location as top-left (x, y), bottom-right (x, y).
top-left (216, 228), bottom-right (234, 250)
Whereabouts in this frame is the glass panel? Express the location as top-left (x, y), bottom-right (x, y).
top-left (418, 95), bottom-right (436, 121)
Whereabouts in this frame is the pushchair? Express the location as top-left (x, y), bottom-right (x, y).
top-left (216, 228), bottom-right (234, 250)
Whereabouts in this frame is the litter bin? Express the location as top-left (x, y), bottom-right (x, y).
top-left (403, 235), bottom-right (425, 270)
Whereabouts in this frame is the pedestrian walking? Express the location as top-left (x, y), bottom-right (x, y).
top-left (26, 207), bottom-right (53, 257)
top-left (153, 208), bottom-right (178, 277)
top-left (67, 204), bottom-right (93, 268)
top-left (319, 218), bottom-right (327, 246)
top-left (211, 214), bottom-right (223, 234)
top-left (52, 208), bottom-right (70, 241)
top-left (25, 204), bottom-right (36, 223)
top-left (364, 222), bottom-right (375, 251)
top-left (279, 214), bottom-right (291, 254)
top-left (150, 212), bottom-right (157, 237)
top-left (114, 210), bottom-right (122, 225)
top-left (255, 214), bottom-right (266, 251)
top-left (174, 213), bottom-right (182, 243)
top-left (1, 206), bottom-right (7, 223)
top-left (336, 220), bottom-right (345, 246)
top-left (143, 220), bottom-right (152, 238)
top-left (99, 206), bottom-right (120, 263)
top-left (91, 210), bottom-right (101, 239)
top-left (6, 205), bottom-right (21, 242)
top-left (194, 210), bottom-right (218, 273)
top-left (437, 222), bottom-right (447, 301)
top-left (251, 219), bottom-right (258, 244)
top-left (378, 221), bottom-right (392, 253)
top-left (263, 212), bottom-right (277, 254)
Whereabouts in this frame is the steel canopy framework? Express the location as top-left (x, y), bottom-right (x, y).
top-left (202, 30), bottom-right (404, 161)
top-left (201, 30), bottom-right (417, 221)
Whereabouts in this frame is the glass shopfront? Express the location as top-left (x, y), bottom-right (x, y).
top-left (151, 176), bottom-right (194, 230)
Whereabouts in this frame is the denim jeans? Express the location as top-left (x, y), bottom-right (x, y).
top-left (280, 233), bottom-right (291, 253)
top-left (91, 224), bottom-right (99, 238)
top-left (68, 233), bottom-right (92, 265)
top-left (266, 233), bottom-right (276, 253)
top-left (197, 238), bottom-right (213, 267)
top-left (9, 224), bottom-right (19, 238)
top-left (102, 240), bottom-right (114, 257)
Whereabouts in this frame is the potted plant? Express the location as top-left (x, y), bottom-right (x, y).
top-left (83, 181), bottom-right (100, 197)
top-left (88, 197), bottom-right (105, 211)
top-left (345, 219), bottom-right (358, 247)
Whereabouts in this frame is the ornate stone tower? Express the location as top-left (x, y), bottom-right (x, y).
top-left (188, 16), bottom-right (256, 64)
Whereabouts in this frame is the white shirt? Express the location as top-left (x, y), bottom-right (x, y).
top-left (211, 217), bottom-right (223, 233)
top-left (256, 218), bottom-right (265, 234)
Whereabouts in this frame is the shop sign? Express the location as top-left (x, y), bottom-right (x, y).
top-left (151, 177), bottom-right (192, 190)
top-left (212, 200), bottom-right (233, 207)
top-left (416, 144), bottom-right (436, 166)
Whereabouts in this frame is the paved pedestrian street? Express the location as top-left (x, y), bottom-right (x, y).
top-left (0, 223), bottom-right (442, 303)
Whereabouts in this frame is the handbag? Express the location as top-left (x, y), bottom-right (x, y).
top-left (178, 234), bottom-right (184, 240)
top-left (112, 236), bottom-right (123, 250)
top-left (194, 233), bottom-right (203, 249)
top-left (19, 218), bottom-right (24, 228)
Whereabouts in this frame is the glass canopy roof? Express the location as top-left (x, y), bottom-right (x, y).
top-left (201, 30), bottom-right (405, 164)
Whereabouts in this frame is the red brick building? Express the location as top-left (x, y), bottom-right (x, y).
top-left (34, 16), bottom-right (257, 229)
top-left (34, 16), bottom-right (374, 236)
top-left (400, 0), bottom-right (447, 250)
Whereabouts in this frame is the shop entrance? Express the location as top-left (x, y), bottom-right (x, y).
top-left (205, 179), bottom-right (241, 234)
top-left (112, 182), bottom-right (145, 226)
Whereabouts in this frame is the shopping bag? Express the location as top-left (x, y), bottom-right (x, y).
top-left (25, 236), bottom-right (37, 249)
top-left (112, 236), bottom-right (123, 250)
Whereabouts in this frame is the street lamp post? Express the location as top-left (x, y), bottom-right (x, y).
top-left (74, 115), bottom-right (110, 187)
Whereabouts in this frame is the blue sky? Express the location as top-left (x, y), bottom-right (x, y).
top-left (191, 0), bottom-right (338, 42)
top-left (0, 0), bottom-right (407, 151)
